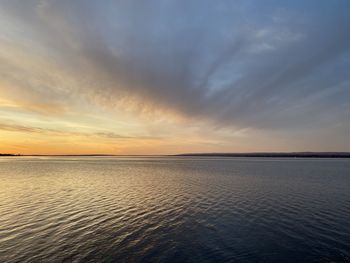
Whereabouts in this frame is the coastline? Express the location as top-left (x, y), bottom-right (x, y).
top-left (2, 152), bottom-right (350, 158)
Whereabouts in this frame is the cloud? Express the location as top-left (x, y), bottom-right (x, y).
top-left (1, 0), bottom-right (350, 141)
top-left (0, 123), bottom-right (49, 134)
top-left (0, 121), bottom-right (162, 141)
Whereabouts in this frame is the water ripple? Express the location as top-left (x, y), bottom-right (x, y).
top-left (0, 157), bottom-right (350, 262)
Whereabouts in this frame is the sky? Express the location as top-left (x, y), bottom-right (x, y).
top-left (0, 0), bottom-right (350, 155)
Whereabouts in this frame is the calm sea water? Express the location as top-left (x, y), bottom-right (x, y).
top-left (0, 157), bottom-right (349, 263)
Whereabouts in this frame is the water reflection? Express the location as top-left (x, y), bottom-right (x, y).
top-left (0, 157), bottom-right (350, 262)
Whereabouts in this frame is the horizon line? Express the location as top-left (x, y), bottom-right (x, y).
top-left (2, 152), bottom-right (350, 158)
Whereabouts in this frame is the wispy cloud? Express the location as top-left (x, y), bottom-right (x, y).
top-left (0, 121), bottom-right (160, 141)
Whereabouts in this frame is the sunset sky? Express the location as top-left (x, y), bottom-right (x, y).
top-left (1, 0), bottom-right (350, 155)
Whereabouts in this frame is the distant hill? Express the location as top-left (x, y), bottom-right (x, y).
top-left (176, 152), bottom-right (350, 158)
top-left (0, 154), bottom-right (20, 156)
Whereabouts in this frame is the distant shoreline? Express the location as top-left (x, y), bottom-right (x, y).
top-left (175, 152), bottom-right (350, 158)
top-left (1, 152), bottom-right (350, 158)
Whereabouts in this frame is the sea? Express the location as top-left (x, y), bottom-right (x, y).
top-left (0, 156), bottom-right (349, 262)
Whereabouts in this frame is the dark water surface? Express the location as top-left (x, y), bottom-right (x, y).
top-left (0, 157), bottom-right (349, 263)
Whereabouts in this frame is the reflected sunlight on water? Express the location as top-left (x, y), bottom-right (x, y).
top-left (0, 157), bottom-right (350, 262)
